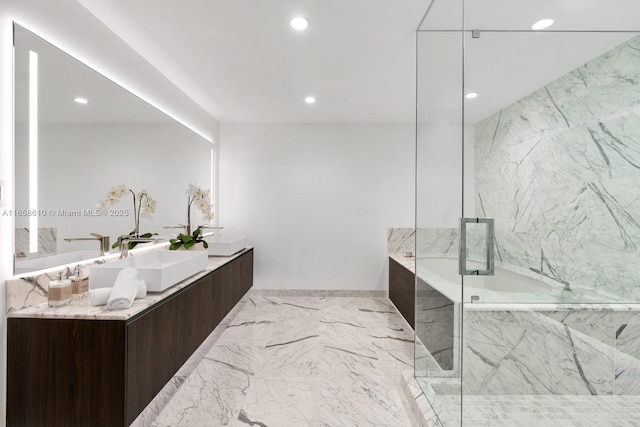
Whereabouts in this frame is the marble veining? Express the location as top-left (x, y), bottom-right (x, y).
top-left (411, 371), bottom-right (640, 427)
top-left (388, 257), bottom-right (640, 423)
top-left (7, 249), bottom-right (251, 320)
top-left (389, 253), bottom-right (415, 273)
top-left (416, 228), bottom-right (458, 258)
top-left (399, 371), bottom-right (444, 427)
top-left (131, 297), bottom-right (248, 427)
top-left (388, 227), bottom-right (415, 254)
top-left (416, 278), bottom-right (455, 371)
top-left (475, 35), bottom-right (640, 301)
top-left (150, 293), bottom-right (415, 426)
top-left (15, 227), bottom-right (57, 256)
top-left (462, 308), bottom-right (640, 397)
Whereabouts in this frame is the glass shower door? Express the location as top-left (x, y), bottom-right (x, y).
top-left (460, 3), bottom-right (640, 426)
top-left (415, 2), bottom-right (465, 423)
top-left (416, 0), bottom-right (640, 425)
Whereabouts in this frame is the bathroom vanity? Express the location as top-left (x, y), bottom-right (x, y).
top-left (7, 248), bottom-right (253, 427)
top-left (389, 254), bottom-right (416, 328)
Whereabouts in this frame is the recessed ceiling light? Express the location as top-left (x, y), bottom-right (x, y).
top-left (532, 18), bottom-right (554, 30)
top-left (305, 96), bottom-right (316, 104)
top-left (290, 16), bottom-right (310, 31)
top-left (73, 97), bottom-right (88, 104)
top-left (464, 91), bottom-right (479, 99)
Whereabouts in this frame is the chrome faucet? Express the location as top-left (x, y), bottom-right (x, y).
top-left (64, 233), bottom-right (110, 256)
top-left (529, 248), bottom-right (571, 291)
top-left (118, 235), bottom-right (160, 258)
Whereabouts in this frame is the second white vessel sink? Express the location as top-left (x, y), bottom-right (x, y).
top-left (204, 235), bottom-right (248, 256)
top-left (90, 250), bottom-right (208, 292)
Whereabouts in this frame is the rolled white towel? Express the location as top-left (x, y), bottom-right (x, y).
top-left (90, 280), bottom-right (146, 306)
top-left (89, 288), bottom-right (111, 306)
top-left (107, 267), bottom-right (138, 310)
top-left (135, 279), bottom-right (147, 299)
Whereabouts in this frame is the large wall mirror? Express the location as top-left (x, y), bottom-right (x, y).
top-left (13, 23), bottom-right (214, 275)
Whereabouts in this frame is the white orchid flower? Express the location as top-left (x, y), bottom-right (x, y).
top-left (186, 183), bottom-right (199, 197)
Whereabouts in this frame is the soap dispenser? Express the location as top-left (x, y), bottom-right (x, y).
top-left (70, 265), bottom-right (89, 298)
top-left (48, 272), bottom-right (72, 307)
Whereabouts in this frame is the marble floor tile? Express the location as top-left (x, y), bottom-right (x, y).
top-left (148, 294), bottom-right (414, 427)
top-left (253, 333), bottom-right (320, 380)
top-left (319, 380), bottom-right (410, 427)
top-left (241, 378), bottom-right (320, 427)
top-left (151, 356), bottom-right (253, 426)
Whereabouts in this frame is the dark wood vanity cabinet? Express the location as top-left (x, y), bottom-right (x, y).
top-left (389, 256), bottom-right (415, 328)
top-left (7, 248), bottom-right (253, 427)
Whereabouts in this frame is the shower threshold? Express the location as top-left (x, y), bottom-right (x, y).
top-left (407, 373), bottom-right (640, 427)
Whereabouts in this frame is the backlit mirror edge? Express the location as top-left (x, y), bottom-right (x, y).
top-left (11, 21), bottom-right (218, 276)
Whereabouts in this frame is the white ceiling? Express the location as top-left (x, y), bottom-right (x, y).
top-left (78, 0), bottom-right (427, 124)
top-left (74, 0), bottom-right (640, 124)
top-left (14, 24), bottom-right (173, 124)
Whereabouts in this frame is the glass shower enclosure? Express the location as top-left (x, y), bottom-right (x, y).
top-left (415, 1), bottom-right (640, 425)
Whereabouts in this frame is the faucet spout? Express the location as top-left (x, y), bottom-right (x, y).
top-left (64, 233), bottom-right (110, 256)
top-left (118, 235), bottom-right (160, 258)
top-left (529, 266), bottom-right (571, 291)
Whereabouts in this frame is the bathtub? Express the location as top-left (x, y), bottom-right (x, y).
top-left (407, 254), bottom-right (640, 407)
top-left (415, 257), bottom-right (618, 304)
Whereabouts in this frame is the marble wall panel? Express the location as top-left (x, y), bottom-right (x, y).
top-left (475, 34), bottom-right (640, 300)
top-left (463, 308), bottom-right (640, 396)
top-left (14, 227), bottom-right (57, 257)
top-left (415, 228), bottom-right (458, 257)
top-left (614, 323), bottom-right (640, 394)
top-left (416, 278), bottom-right (454, 370)
top-left (474, 37), bottom-right (640, 153)
top-left (387, 228), bottom-right (415, 254)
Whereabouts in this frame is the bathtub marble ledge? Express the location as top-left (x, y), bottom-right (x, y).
top-left (465, 303), bottom-right (640, 312)
top-left (389, 253), bottom-right (416, 274)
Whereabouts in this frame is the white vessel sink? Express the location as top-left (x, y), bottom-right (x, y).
top-left (15, 250), bottom-right (102, 274)
top-left (90, 250), bottom-right (208, 292)
top-left (204, 235), bottom-right (248, 256)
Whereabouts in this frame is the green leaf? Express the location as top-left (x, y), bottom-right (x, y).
top-left (184, 240), bottom-right (195, 249)
top-left (169, 242), bottom-right (180, 250)
top-left (182, 235), bottom-right (194, 244)
top-left (203, 241), bottom-right (209, 249)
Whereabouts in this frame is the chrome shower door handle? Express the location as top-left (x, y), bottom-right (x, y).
top-left (459, 217), bottom-right (495, 276)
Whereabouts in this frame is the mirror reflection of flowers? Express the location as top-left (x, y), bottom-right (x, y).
top-left (169, 183), bottom-right (214, 250)
top-left (97, 184), bottom-right (157, 248)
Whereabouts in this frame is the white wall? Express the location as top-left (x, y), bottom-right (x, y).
top-left (14, 123), bottom-right (212, 255)
top-left (0, 1), bottom-right (219, 423)
top-left (219, 123), bottom-right (414, 290)
top-left (416, 124), bottom-right (475, 228)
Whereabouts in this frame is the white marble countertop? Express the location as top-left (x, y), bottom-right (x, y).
top-left (8, 248), bottom-right (252, 321)
top-left (389, 253), bottom-right (415, 273)
top-left (390, 253), bottom-right (463, 302)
